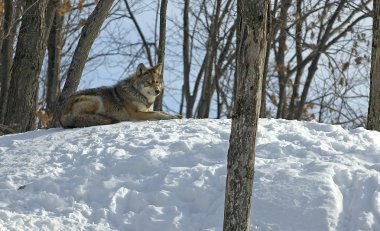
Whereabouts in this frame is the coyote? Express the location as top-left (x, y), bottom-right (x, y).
top-left (60, 63), bottom-right (181, 128)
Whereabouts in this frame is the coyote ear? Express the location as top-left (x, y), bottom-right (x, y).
top-left (136, 63), bottom-right (146, 76)
top-left (154, 63), bottom-right (163, 74)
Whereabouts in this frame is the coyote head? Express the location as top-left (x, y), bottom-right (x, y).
top-left (134, 63), bottom-right (163, 99)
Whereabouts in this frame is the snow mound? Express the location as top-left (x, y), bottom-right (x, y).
top-left (0, 119), bottom-right (379, 231)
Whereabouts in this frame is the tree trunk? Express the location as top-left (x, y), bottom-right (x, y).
top-left (275, 0), bottom-right (291, 119)
top-left (223, 0), bottom-right (269, 230)
top-left (3, 0), bottom-right (49, 132)
top-left (0, 0), bottom-right (15, 124)
top-left (287, 0), bottom-right (304, 120)
top-left (182, 0), bottom-right (192, 118)
top-left (53, 0), bottom-right (115, 126)
top-left (182, 0), bottom-right (195, 118)
top-left (46, 8), bottom-right (63, 127)
top-left (261, 1), bottom-right (276, 118)
top-left (368, 0), bottom-right (380, 131)
top-left (154, 0), bottom-right (168, 111)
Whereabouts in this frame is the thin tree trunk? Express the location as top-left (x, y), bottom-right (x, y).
top-left (182, 0), bottom-right (194, 118)
top-left (287, 0), bottom-right (303, 120)
top-left (275, 0), bottom-right (291, 119)
top-left (260, 0), bottom-right (277, 118)
top-left (53, 0), bottom-right (115, 126)
top-left (3, 0), bottom-right (49, 132)
top-left (367, 0), bottom-right (380, 131)
top-left (179, 84), bottom-right (185, 115)
top-left (223, 0), bottom-right (269, 230)
top-left (154, 0), bottom-right (168, 111)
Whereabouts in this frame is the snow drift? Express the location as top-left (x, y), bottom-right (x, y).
top-left (0, 119), bottom-right (379, 231)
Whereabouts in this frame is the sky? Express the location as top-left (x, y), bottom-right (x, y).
top-left (0, 118), bottom-right (379, 230)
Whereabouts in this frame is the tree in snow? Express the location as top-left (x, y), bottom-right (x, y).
top-left (2, 0), bottom-right (53, 132)
top-left (223, 0), bottom-right (270, 230)
top-left (368, 0), bottom-right (380, 131)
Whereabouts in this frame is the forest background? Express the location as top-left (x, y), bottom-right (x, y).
top-left (0, 0), bottom-right (374, 132)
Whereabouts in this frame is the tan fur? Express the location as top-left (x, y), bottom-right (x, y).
top-left (36, 109), bottom-right (52, 128)
top-left (60, 63), bottom-right (182, 128)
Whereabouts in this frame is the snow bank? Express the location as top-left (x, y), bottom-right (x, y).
top-left (0, 119), bottom-right (379, 231)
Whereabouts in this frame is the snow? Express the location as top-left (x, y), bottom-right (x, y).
top-left (0, 119), bottom-right (380, 231)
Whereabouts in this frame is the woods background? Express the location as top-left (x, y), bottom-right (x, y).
top-left (0, 0), bottom-right (376, 133)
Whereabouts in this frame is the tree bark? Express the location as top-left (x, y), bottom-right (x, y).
top-left (261, 0), bottom-right (277, 118)
top-left (223, 0), bottom-right (269, 230)
top-left (368, 0), bottom-right (380, 131)
top-left (54, 0), bottom-right (115, 125)
top-left (182, 0), bottom-right (196, 118)
top-left (275, 0), bottom-right (291, 119)
top-left (287, 0), bottom-right (303, 120)
top-left (3, 0), bottom-right (49, 132)
top-left (46, 8), bottom-right (63, 127)
top-left (154, 0), bottom-right (168, 111)
top-left (0, 0), bottom-right (14, 124)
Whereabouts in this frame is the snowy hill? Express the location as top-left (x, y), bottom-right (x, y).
top-left (0, 119), bottom-right (379, 231)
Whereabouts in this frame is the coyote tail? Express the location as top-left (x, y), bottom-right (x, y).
top-left (60, 114), bottom-right (118, 128)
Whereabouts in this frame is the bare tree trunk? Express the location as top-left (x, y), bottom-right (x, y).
top-left (53, 0), bottom-right (115, 126)
top-left (154, 0), bottom-right (168, 111)
top-left (223, 0), bottom-right (269, 230)
top-left (0, 0), bottom-right (14, 124)
top-left (46, 8), bottom-right (63, 127)
top-left (182, 0), bottom-right (195, 118)
top-left (275, 0), bottom-right (291, 119)
top-left (260, 0), bottom-right (277, 118)
top-left (368, 0), bottom-right (380, 131)
top-left (3, 0), bottom-right (49, 132)
top-left (0, 5), bottom-right (3, 51)
top-left (287, 0), bottom-right (303, 120)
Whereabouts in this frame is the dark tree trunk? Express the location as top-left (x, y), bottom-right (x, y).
top-left (287, 0), bottom-right (303, 120)
top-left (154, 0), bottom-right (168, 111)
top-left (261, 0), bottom-right (277, 118)
top-left (3, 0), bottom-right (49, 132)
top-left (223, 0), bottom-right (269, 230)
top-left (46, 8), bottom-right (63, 127)
top-left (182, 0), bottom-right (195, 118)
top-left (275, 0), bottom-right (291, 119)
top-left (368, 0), bottom-right (380, 131)
top-left (0, 0), bottom-right (15, 124)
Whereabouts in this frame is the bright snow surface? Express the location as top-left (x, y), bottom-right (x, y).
top-left (0, 119), bottom-right (380, 231)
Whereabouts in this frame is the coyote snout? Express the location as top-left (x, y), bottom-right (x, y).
top-left (60, 63), bottom-right (182, 128)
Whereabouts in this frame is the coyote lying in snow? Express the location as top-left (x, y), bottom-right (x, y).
top-left (60, 63), bottom-right (181, 128)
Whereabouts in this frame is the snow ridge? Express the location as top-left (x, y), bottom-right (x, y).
top-left (0, 119), bottom-right (379, 231)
